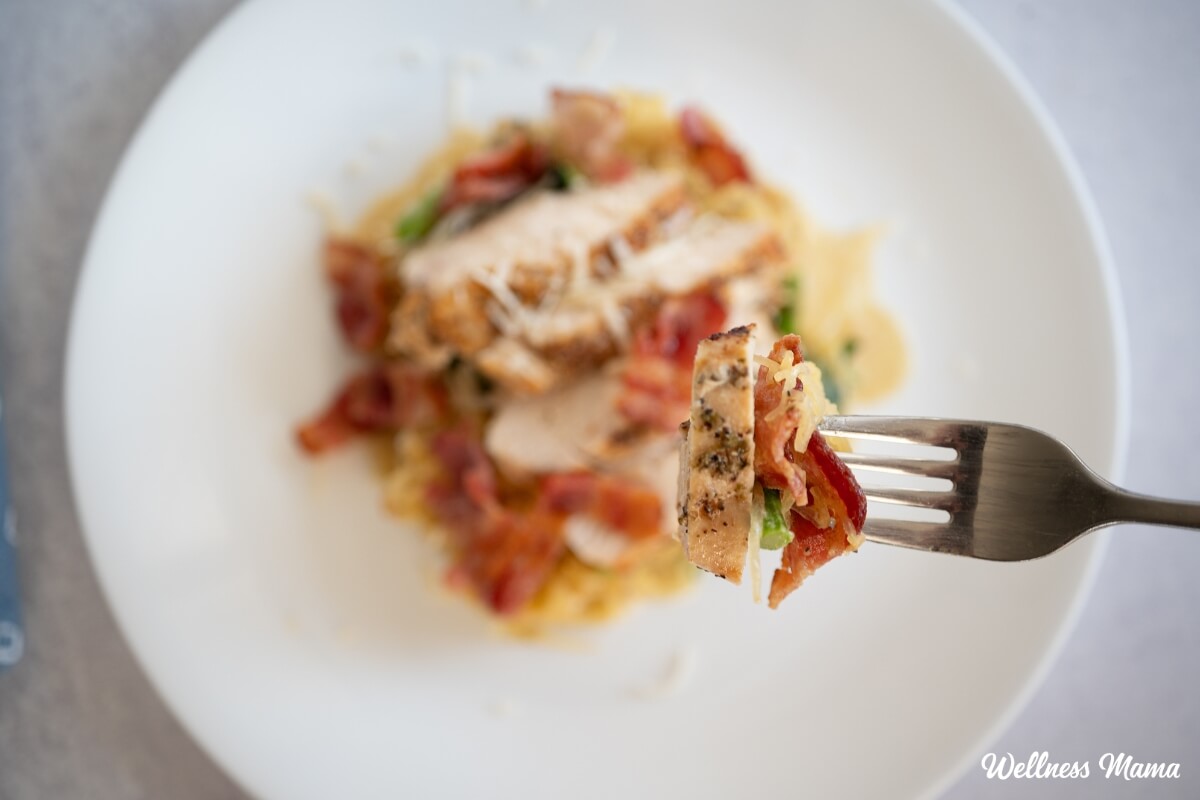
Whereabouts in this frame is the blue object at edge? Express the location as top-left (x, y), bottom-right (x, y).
top-left (0, 381), bottom-right (24, 670)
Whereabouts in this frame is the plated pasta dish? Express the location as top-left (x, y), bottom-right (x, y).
top-left (297, 88), bottom-right (904, 630)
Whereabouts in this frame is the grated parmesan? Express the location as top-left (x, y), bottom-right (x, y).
top-left (753, 354), bottom-right (830, 452)
top-left (662, 205), bottom-right (694, 238)
top-left (607, 233), bottom-right (634, 267)
top-left (304, 191), bottom-right (343, 233)
top-left (578, 27), bottom-right (615, 73)
top-left (632, 647), bottom-right (697, 700)
top-left (598, 296), bottom-right (630, 346)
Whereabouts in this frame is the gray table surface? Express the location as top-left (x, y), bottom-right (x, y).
top-left (2, 1), bottom-right (1198, 798)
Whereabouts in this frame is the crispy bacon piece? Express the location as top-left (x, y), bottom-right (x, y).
top-left (549, 88), bottom-right (633, 183)
top-left (539, 471), bottom-right (662, 540)
top-left (752, 335), bottom-right (808, 502)
top-left (767, 508), bottom-right (846, 608)
top-left (426, 431), bottom-right (567, 615)
top-left (295, 364), bottom-right (448, 455)
top-left (678, 106), bottom-right (752, 187)
top-left (458, 509), bottom-right (566, 614)
top-left (618, 291), bottom-right (727, 431)
top-left (805, 431), bottom-right (868, 531)
top-left (323, 238), bottom-right (392, 352)
top-left (440, 132), bottom-right (550, 213)
top-left (427, 428), bottom-right (499, 527)
top-left (766, 439), bottom-right (865, 607)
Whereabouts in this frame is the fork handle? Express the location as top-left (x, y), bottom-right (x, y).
top-left (1104, 488), bottom-right (1200, 530)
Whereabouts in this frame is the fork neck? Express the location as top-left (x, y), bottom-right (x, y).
top-left (1100, 486), bottom-right (1200, 532)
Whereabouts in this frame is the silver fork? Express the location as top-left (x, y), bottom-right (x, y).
top-left (819, 416), bottom-right (1200, 560)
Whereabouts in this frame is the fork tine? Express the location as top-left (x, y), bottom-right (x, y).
top-left (820, 415), bottom-right (979, 449)
top-left (862, 487), bottom-right (956, 511)
top-left (861, 518), bottom-right (969, 556)
top-left (836, 451), bottom-right (959, 481)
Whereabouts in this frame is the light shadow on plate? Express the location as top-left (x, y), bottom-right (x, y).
top-left (218, 235), bottom-right (501, 660)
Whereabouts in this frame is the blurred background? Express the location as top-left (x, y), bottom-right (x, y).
top-left (1, 0), bottom-right (1198, 797)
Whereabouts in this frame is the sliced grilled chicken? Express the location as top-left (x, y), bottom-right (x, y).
top-left (677, 325), bottom-right (757, 582)
top-left (484, 372), bottom-right (626, 478)
top-left (615, 215), bottom-right (782, 293)
top-left (392, 166), bottom-right (784, 395)
top-left (394, 172), bottom-right (686, 353)
top-left (470, 219), bottom-right (780, 393)
top-left (403, 171), bottom-right (685, 295)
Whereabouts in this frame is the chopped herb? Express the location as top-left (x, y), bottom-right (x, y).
top-left (395, 190), bottom-right (442, 243)
top-left (773, 274), bottom-right (801, 334)
top-left (760, 488), bottom-right (794, 550)
top-left (842, 338), bottom-right (859, 358)
top-left (550, 162), bottom-right (584, 190)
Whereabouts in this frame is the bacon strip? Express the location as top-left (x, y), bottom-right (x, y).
top-left (549, 88), bottom-right (633, 183)
top-left (427, 428), bottom-right (499, 527)
top-left (295, 364), bottom-right (448, 455)
top-left (764, 439), bottom-right (866, 609)
top-left (679, 106), bottom-right (752, 187)
top-left (767, 510), bottom-right (846, 608)
top-left (767, 444), bottom-right (863, 609)
top-left (426, 431), bottom-right (571, 615)
top-left (618, 291), bottom-right (727, 431)
top-left (323, 238), bottom-right (392, 352)
top-left (539, 471), bottom-right (662, 540)
top-left (440, 132), bottom-right (550, 213)
top-left (456, 509), bottom-right (566, 615)
top-left (805, 431), bottom-right (868, 531)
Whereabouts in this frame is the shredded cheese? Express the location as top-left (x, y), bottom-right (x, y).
top-left (755, 354), bottom-right (796, 423)
top-left (475, 262), bottom-right (525, 321)
top-left (304, 191), bottom-right (343, 233)
top-left (598, 295), bottom-right (630, 346)
top-left (780, 489), bottom-right (797, 517)
top-left (484, 299), bottom-right (522, 338)
top-left (608, 233), bottom-right (634, 268)
top-left (540, 266), bottom-right (568, 307)
top-left (578, 26), bottom-right (616, 73)
top-left (662, 206), bottom-right (694, 238)
top-left (566, 240), bottom-right (592, 295)
top-left (755, 351), bottom-right (803, 393)
top-left (632, 647), bottom-right (697, 700)
top-left (753, 354), bottom-right (827, 452)
top-left (748, 484), bottom-right (764, 604)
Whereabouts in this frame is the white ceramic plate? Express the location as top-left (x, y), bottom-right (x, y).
top-left (66, 0), bottom-right (1129, 798)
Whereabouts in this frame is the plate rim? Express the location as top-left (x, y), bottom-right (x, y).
top-left (922, 0), bottom-right (1130, 795)
top-left (62, 1), bottom-right (1133, 798)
